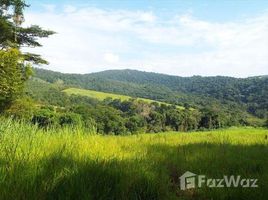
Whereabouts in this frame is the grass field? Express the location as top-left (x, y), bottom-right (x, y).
top-left (0, 119), bottom-right (267, 200)
top-left (64, 88), bottom-right (185, 109)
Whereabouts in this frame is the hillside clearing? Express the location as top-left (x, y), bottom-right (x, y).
top-left (64, 87), bottom-right (185, 109)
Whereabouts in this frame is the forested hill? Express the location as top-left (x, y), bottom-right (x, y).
top-left (92, 70), bottom-right (267, 102)
top-left (34, 68), bottom-right (268, 118)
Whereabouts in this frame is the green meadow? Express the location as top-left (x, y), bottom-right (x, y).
top-left (0, 119), bottom-right (267, 200)
top-left (64, 88), bottom-right (185, 109)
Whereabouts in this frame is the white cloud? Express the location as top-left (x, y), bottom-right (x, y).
top-left (41, 4), bottom-right (56, 13)
top-left (104, 53), bottom-right (120, 63)
top-left (23, 7), bottom-right (268, 77)
top-left (139, 12), bottom-right (156, 22)
top-left (63, 5), bottom-right (77, 13)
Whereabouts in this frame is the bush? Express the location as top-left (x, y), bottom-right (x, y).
top-left (83, 117), bottom-right (97, 133)
top-left (32, 109), bottom-right (58, 128)
top-left (5, 97), bottom-right (36, 120)
top-left (126, 115), bottom-right (146, 133)
top-left (58, 113), bottom-right (82, 127)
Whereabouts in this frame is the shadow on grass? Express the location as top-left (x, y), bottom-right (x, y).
top-left (146, 142), bottom-right (268, 200)
top-left (0, 154), bottom-right (166, 200)
top-left (0, 142), bottom-right (267, 200)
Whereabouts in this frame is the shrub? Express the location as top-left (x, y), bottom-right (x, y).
top-left (5, 97), bottom-right (36, 120)
top-left (58, 113), bottom-right (82, 127)
top-left (32, 109), bottom-right (58, 128)
top-left (126, 115), bottom-right (146, 133)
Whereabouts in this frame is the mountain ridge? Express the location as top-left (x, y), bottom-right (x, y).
top-left (35, 67), bottom-right (268, 79)
top-left (33, 68), bottom-right (268, 119)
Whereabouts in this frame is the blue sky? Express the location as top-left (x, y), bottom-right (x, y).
top-left (27, 0), bottom-right (268, 20)
top-left (24, 0), bottom-right (268, 77)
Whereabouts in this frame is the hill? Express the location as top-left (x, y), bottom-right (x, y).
top-left (89, 70), bottom-right (268, 117)
top-left (33, 68), bottom-right (268, 119)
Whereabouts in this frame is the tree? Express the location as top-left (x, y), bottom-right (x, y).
top-left (146, 111), bottom-right (164, 132)
top-left (0, 0), bottom-right (54, 111)
top-left (265, 117), bottom-right (268, 128)
top-left (32, 108), bottom-right (57, 128)
top-left (58, 113), bottom-right (82, 128)
top-left (0, 49), bottom-right (31, 111)
top-left (126, 115), bottom-right (146, 133)
top-left (165, 109), bottom-right (182, 131)
top-left (5, 96), bottom-right (36, 120)
top-left (0, 0), bottom-right (55, 64)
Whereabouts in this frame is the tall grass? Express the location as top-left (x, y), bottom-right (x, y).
top-left (0, 118), bottom-right (267, 200)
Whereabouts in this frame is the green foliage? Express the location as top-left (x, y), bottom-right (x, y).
top-left (0, 0), bottom-right (55, 64)
top-left (0, 49), bottom-right (31, 111)
top-left (31, 108), bottom-right (58, 128)
top-left (265, 118), bottom-right (268, 128)
top-left (21, 77), bottom-right (263, 134)
top-left (64, 87), bottom-right (184, 109)
top-left (5, 96), bottom-right (36, 120)
top-left (126, 115), bottom-right (146, 133)
top-left (58, 112), bottom-right (82, 127)
top-left (165, 108), bottom-right (183, 131)
top-left (0, 0), bottom-right (28, 16)
top-left (25, 78), bottom-right (70, 107)
top-left (31, 107), bottom-right (86, 130)
top-left (87, 105), bottom-right (127, 135)
top-left (34, 68), bottom-right (268, 120)
top-left (0, 1), bottom-right (53, 112)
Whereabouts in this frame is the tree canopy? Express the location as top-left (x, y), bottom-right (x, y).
top-left (0, 0), bottom-right (55, 64)
top-left (0, 0), bottom-right (54, 111)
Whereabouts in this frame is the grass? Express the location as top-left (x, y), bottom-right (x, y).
top-left (0, 119), bottom-right (267, 200)
top-left (64, 88), bottom-right (185, 109)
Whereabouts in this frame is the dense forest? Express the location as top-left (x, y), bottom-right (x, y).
top-left (34, 68), bottom-right (268, 119)
top-left (3, 67), bottom-right (264, 135)
top-left (10, 78), bottom-right (224, 134)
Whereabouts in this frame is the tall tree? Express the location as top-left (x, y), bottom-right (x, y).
top-left (0, 0), bottom-right (55, 64)
top-left (0, 0), bottom-right (54, 111)
top-left (0, 49), bottom-right (31, 111)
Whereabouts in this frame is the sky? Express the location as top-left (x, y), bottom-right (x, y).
top-left (23, 0), bottom-right (268, 77)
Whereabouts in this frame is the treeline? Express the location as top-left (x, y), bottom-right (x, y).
top-left (34, 68), bottom-right (268, 119)
top-left (3, 78), bottom-right (261, 135)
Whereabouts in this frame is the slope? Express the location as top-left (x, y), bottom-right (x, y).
top-left (33, 68), bottom-right (268, 118)
top-left (64, 87), bottom-right (185, 109)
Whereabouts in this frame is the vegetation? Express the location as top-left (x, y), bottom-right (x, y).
top-left (0, 49), bottom-right (31, 111)
top-left (64, 87), bottom-right (184, 109)
top-left (19, 73), bottom-right (265, 135)
top-left (0, 1), bottom-right (267, 199)
top-left (0, 0), bottom-right (266, 135)
top-left (22, 78), bottom-right (264, 135)
top-left (64, 87), bottom-right (153, 102)
top-left (0, 0), bottom-right (54, 112)
top-left (35, 69), bottom-right (268, 118)
top-left (34, 68), bottom-right (268, 120)
top-left (0, 119), bottom-right (267, 200)
top-left (0, 0), bottom-right (55, 63)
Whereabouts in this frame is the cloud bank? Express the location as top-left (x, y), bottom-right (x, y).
top-left (24, 5), bottom-right (268, 77)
